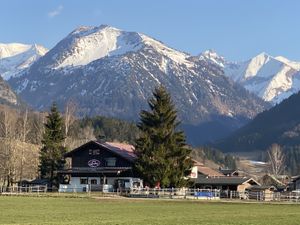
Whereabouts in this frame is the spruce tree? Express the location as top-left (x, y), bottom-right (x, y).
top-left (135, 86), bottom-right (193, 188)
top-left (39, 103), bottom-right (66, 188)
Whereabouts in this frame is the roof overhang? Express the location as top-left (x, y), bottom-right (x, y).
top-left (58, 167), bottom-right (132, 174)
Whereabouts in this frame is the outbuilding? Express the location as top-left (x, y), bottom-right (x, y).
top-left (194, 176), bottom-right (260, 192)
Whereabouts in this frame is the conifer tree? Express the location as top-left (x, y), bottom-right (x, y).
top-left (135, 86), bottom-right (192, 188)
top-left (39, 103), bottom-right (66, 187)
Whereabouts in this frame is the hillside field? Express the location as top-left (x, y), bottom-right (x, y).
top-left (0, 196), bottom-right (300, 225)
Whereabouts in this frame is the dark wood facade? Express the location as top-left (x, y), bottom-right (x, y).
top-left (59, 141), bottom-right (137, 178)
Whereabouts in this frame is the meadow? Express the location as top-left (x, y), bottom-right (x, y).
top-left (0, 196), bottom-right (300, 225)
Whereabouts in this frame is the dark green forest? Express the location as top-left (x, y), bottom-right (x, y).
top-left (215, 91), bottom-right (300, 175)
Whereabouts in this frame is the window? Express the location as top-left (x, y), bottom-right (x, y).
top-left (89, 149), bottom-right (100, 155)
top-left (93, 150), bottom-right (100, 155)
top-left (80, 178), bottom-right (88, 184)
top-left (90, 179), bottom-right (97, 185)
top-left (105, 157), bottom-right (116, 167)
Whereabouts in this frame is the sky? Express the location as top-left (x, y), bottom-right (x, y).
top-left (1, 0), bottom-right (300, 61)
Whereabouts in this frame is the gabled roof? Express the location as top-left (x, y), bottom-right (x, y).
top-left (260, 174), bottom-right (286, 189)
top-left (195, 176), bottom-right (260, 186)
top-left (291, 175), bottom-right (300, 181)
top-left (64, 140), bottom-right (136, 162)
top-left (246, 185), bottom-right (277, 191)
top-left (197, 166), bottom-right (224, 177)
top-left (100, 141), bottom-right (136, 162)
top-left (192, 159), bottom-right (204, 166)
top-left (219, 168), bottom-right (239, 176)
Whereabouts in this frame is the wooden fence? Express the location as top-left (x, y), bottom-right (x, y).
top-left (1, 186), bottom-right (300, 203)
top-left (0, 185), bottom-right (47, 195)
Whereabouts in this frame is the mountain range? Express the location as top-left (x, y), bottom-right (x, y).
top-left (1, 25), bottom-right (299, 145)
top-left (0, 43), bottom-right (47, 107)
top-left (201, 50), bottom-right (300, 104)
top-left (0, 43), bottom-right (48, 80)
top-left (0, 25), bottom-right (269, 145)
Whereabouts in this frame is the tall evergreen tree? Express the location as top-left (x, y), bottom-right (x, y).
top-left (135, 86), bottom-right (193, 188)
top-left (39, 103), bottom-right (66, 187)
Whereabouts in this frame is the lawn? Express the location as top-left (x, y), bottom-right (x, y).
top-left (0, 196), bottom-right (300, 225)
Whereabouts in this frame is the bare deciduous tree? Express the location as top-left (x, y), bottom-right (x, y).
top-left (0, 107), bottom-right (18, 186)
top-left (267, 143), bottom-right (285, 176)
top-left (17, 108), bottom-right (30, 181)
top-left (64, 100), bottom-right (77, 148)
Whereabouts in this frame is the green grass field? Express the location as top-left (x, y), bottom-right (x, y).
top-left (1, 196), bottom-right (300, 225)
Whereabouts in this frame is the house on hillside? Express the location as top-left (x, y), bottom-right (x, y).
top-left (58, 140), bottom-right (142, 192)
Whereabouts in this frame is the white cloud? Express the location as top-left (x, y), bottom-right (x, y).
top-left (48, 5), bottom-right (63, 18)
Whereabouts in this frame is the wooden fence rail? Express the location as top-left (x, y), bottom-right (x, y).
top-left (1, 186), bottom-right (300, 203)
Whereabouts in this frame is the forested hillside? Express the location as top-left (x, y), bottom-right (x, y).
top-left (216, 91), bottom-right (300, 152)
top-left (215, 91), bottom-right (300, 175)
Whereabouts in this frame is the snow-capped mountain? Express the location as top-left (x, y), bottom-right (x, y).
top-left (8, 25), bottom-right (269, 144)
top-left (198, 49), bottom-right (226, 68)
top-left (34, 25), bottom-right (193, 70)
top-left (200, 50), bottom-right (300, 104)
top-left (0, 43), bottom-right (48, 80)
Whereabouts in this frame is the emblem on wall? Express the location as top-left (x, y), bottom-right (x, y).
top-left (88, 159), bottom-right (101, 168)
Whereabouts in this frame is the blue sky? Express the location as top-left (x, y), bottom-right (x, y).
top-left (1, 0), bottom-right (299, 61)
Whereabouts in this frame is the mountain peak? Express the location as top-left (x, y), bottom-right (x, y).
top-left (0, 43), bottom-right (32, 58)
top-left (202, 49), bottom-right (219, 57)
top-left (0, 43), bottom-right (48, 80)
top-left (48, 24), bottom-right (192, 69)
top-left (253, 52), bottom-right (271, 60)
top-left (70, 25), bottom-right (121, 37)
top-left (199, 49), bottom-right (226, 67)
top-left (52, 24), bottom-right (144, 68)
top-left (224, 51), bottom-right (300, 104)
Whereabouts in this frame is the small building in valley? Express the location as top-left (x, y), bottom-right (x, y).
top-left (191, 160), bottom-right (260, 193)
top-left (259, 174), bottom-right (287, 192)
top-left (246, 185), bottom-right (277, 201)
top-left (197, 165), bottom-right (224, 177)
top-left (194, 176), bottom-right (260, 192)
top-left (289, 175), bottom-right (300, 191)
top-left (58, 140), bottom-right (142, 192)
top-left (219, 168), bottom-right (239, 177)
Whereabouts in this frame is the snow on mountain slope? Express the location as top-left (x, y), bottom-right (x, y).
top-left (200, 50), bottom-right (300, 104)
top-left (0, 43), bottom-right (31, 58)
top-left (42, 25), bottom-right (192, 69)
top-left (0, 43), bottom-right (48, 80)
top-left (9, 25), bottom-right (268, 125)
top-left (54, 25), bottom-right (144, 68)
top-left (275, 56), bottom-right (300, 71)
top-left (199, 50), bottom-right (226, 68)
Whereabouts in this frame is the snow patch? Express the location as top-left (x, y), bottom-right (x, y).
top-left (56, 26), bottom-right (144, 68)
top-left (0, 43), bottom-right (48, 80)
